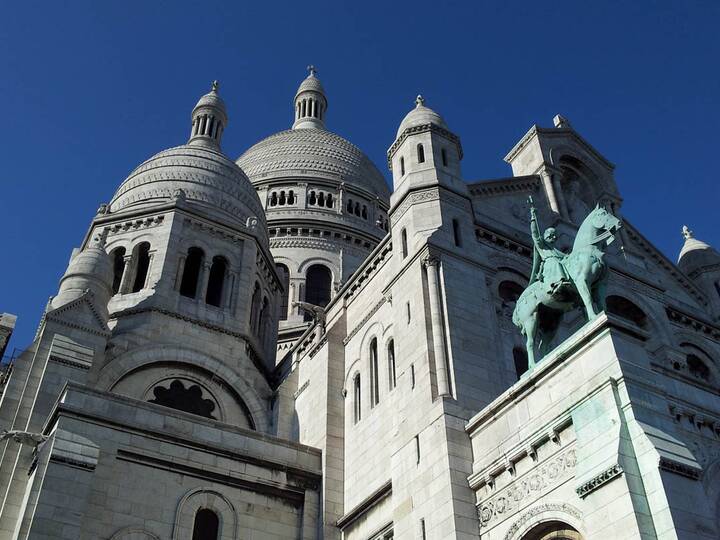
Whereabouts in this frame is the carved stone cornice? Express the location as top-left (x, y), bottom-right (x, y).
top-left (468, 175), bottom-right (540, 198)
top-left (575, 463), bottom-right (623, 498)
top-left (390, 187), bottom-right (440, 221)
top-left (103, 215), bottom-right (165, 236)
top-left (475, 226), bottom-right (533, 259)
top-left (387, 123), bottom-right (463, 167)
top-left (658, 457), bottom-right (701, 480)
top-left (666, 306), bottom-right (720, 342)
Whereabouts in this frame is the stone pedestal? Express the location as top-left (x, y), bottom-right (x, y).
top-left (466, 314), bottom-right (717, 540)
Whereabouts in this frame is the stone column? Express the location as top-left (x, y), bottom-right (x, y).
top-left (118, 254), bottom-right (134, 294)
top-left (197, 262), bottom-right (211, 302)
top-left (423, 255), bottom-right (451, 397)
top-left (540, 168), bottom-right (561, 216)
top-left (552, 174), bottom-right (570, 221)
top-left (337, 182), bottom-right (345, 215)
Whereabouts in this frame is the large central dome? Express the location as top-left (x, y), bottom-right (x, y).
top-left (237, 128), bottom-right (390, 200)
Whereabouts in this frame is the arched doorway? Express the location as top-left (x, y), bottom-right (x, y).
top-left (521, 521), bottom-right (582, 540)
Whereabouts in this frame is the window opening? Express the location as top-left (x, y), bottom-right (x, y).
top-left (205, 256), bottom-right (227, 307)
top-left (131, 242), bottom-right (151, 293)
top-left (180, 247), bottom-right (204, 298)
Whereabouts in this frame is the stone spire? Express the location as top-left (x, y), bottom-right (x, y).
top-left (188, 80), bottom-right (228, 149)
top-left (292, 66), bottom-right (327, 130)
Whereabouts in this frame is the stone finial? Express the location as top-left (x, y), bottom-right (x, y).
top-left (415, 94), bottom-right (425, 108)
top-left (682, 225), bottom-right (693, 240)
top-left (211, 80), bottom-right (219, 92)
top-left (96, 203), bottom-right (109, 215)
top-left (553, 114), bottom-right (572, 129)
top-left (307, 65), bottom-right (317, 76)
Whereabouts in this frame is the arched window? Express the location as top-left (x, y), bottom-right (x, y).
top-left (131, 242), bottom-right (151, 293)
top-left (417, 143), bottom-right (425, 163)
top-left (681, 343), bottom-right (713, 382)
top-left (318, 192), bottom-right (325, 206)
top-left (305, 264), bottom-right (332, 318)
top-left (276, 264), bottom-right (290, 321)
top-left (401, 228), bottom-right (408, 259)
top-left (452, 219), bottom-right (462, 247)
top-left (361, 205), bottom-right (368, 219)
top-left (354, 202), bottom-right (361, 216)
top-left (111, 247), bottom-right (126, 295)
top-left (279, 191), bottom-right (286, 205)
top-left (513, 347), bottom-right (529, 379)
top-left (149, 380), bottom-right (216, 419)
top-left (353, 374), bottom-right (361, 423)
top-left (370, 338), bottom-right (379, 407)
top-left (191, 508), bottom-right (220, 540)
top-left (347, 199), bottom-right (353, 213)
top-left (326, 193), bottom-right (334, 208)
top-left (606, 295), bottom-right (647, 327)
top-left (288, 190), bottom-right (295, 204)
top-left (498, 281), bottom-right (524, 303)
top-left (258, 297), bottom-right (270, 344)
top-left (249, 282), bottom-right (261, 332)
top-left (205, 256), bottom-right (227, 307)
top-left (309, 191), bottom-right (317, 205)
top-left (388, 340), bottom-right (396, 390)
top-left (441, 148), bottom-right (448, 167)
top-left (180, 247), bottom-right (204, 298)
top-left (270, 192), bottom-right (278, 206)
top-left (400, 156), bottom-right (405, 176)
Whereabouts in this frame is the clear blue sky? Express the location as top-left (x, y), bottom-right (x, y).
top-left (1, 1), bottom-right (718, 351)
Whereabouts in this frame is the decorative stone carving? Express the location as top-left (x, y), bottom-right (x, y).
top-left (502, 503), bottom-right (582, 540)
top-left (575, 463), bottom-right (623, 498)
top-left (477, 447), bottom-right (576, 528)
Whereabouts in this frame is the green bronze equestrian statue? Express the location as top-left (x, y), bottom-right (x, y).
top-left (512, 197), bottom-right (622, 369)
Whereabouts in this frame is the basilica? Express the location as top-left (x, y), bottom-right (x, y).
top-left (1, 68), bottom-right (720, 540)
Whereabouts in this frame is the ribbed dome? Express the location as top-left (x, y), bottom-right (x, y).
top-left (237, 129), bottom-right (390, 200)
top-left (110, 144), bottom-right (266, 232)
top-left (678, 226), bottom-right (720, 274)
top-left (296, 73), bottom-right (325, 97)
top-left (397, 95), bottom-right (448, 138)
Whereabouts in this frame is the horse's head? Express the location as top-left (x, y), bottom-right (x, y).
top-left (575, 204), bottom-right (622, 249)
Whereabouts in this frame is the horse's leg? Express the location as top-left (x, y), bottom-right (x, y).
top-left (573, 260), bottom-right (598, 320)
top-left (594, 268), bottom-right (607, 313)
top-left (524, 316), bottom-right (537, 369)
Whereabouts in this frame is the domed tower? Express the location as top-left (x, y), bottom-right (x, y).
top-left (678, 225), bottom-right (720, 320)
top-left (90, 82), bottom-right (281, 430)
top-left (237, 67), bottom-right (391, 356)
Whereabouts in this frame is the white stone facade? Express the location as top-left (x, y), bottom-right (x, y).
top-left (1, 72), bottom-right (720, 540)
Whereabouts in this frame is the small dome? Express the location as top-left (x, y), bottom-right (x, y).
top-left (110, 144), bottom-right (266, 233)
top-left (194, 82), bottom-right (226, 113)
top-left (237, 129), bottom-right (390, 200)
top-left (678, 225), bottom-right (720, 274)
top-left (396, 95), bottom-right (449, 138)
top-left (296, 73), bottom-right (325, 97)
top-left (52, 234), bottom-right (113, 314)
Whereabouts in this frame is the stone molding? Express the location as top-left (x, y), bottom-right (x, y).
top-left (475, 226), bottom-right (533, 259)
top-left (390, 187), bottom-right (440, 221)
top-left (468, 175), bottom-right (540, 199)
top-left (575, 463), bottom-right (623, 498)
top-left (48, 355), bottom-right (91, 371)
top-left (502, 502), bottom-right (582, 540)
top-left (343, 296), bottom-right (388, 345)
top-left (658, 457), bottom-right (701, 480)
top-left (478, 447), bottom-right (576, 528)
top-left (104, 215), bottom-right (165, 236)
top-left (336, 480), bottom-right (392, 530)
top-left (387, 123), bottom-right (463, 166)
top-left (666, 306), bottom-right (720, 341)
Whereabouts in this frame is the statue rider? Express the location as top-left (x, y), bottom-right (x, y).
top-left (528, 197), bottom-right (570, 295)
